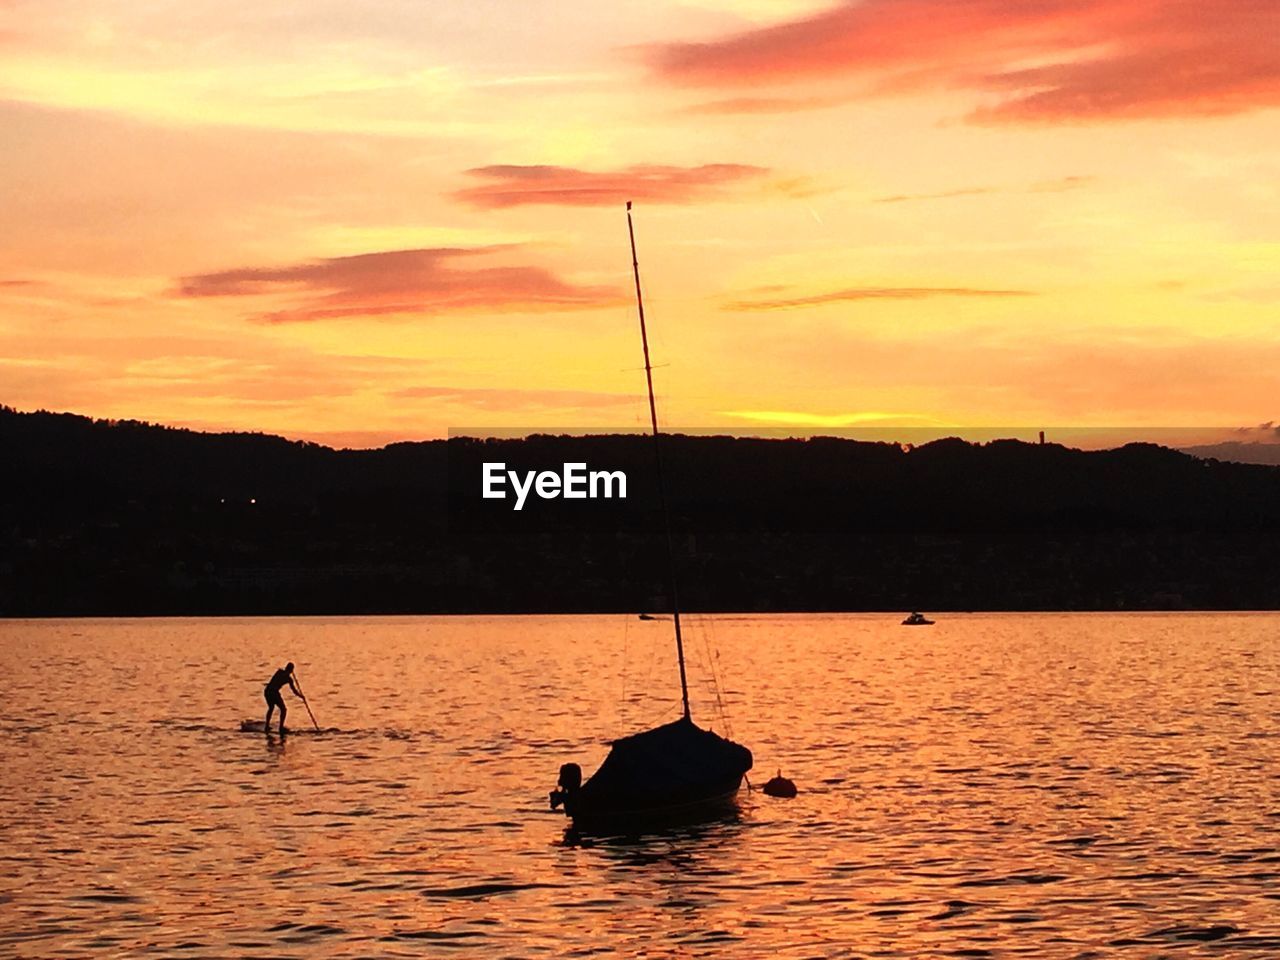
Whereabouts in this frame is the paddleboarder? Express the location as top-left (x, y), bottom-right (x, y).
top-left (263, 662), bottom-right (304, 734)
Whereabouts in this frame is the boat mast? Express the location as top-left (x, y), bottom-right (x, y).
top-left (626, 201), bottom-right (691, 722)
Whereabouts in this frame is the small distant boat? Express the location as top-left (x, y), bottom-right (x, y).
top-left (902, 611), bottom-right (934, 626)
top-left (550, 204), bottom-right (753, 832)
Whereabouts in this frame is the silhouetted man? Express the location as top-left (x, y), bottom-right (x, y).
top-left (264, 662), bottom-right (303, 734)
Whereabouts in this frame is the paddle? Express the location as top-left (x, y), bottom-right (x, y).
top-left (293, 674), bottom-right (321, 732)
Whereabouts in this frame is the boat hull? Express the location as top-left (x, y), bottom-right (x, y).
top-left (553, 716), bottom-right (753, 834)
top-left (565, 777), bottom-right (745, 834)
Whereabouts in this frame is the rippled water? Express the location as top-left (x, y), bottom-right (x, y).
top-left (3, 613), bottom-right (1280, 957)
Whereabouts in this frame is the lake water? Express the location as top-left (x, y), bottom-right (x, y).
top-left (2, 613), bottom-right (1280, 957)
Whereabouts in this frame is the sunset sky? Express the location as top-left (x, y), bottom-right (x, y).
top-left (2, 0), bottom-right (1278, 447)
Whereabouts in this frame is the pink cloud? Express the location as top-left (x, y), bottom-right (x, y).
top-left (652, 0), bottom-right (1280, 123)
top-left (453, 163), bottom-right (770, 208)
top-left (176, 247), bottom-right (619, 323)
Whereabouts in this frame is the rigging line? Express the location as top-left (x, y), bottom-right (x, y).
top-left (644, 694), bottom-right (683, 729)
top-left (619, 612), bottom-right (630, 739)
top-left (691, 612), bottom-right (733, 739)
top-left (702, 615), bottom-right (734, 739)
top-left (628, 617), bottom-right (661, 726)
top-left (681, 614), bottom-right (709, 726)
top-left (713, 641), bottom-right (735, 739)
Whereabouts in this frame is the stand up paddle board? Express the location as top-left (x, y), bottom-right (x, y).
top-left (240, 719), bottom-right (289, 734)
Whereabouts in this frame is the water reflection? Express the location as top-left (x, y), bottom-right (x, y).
top-left (563, 806), bottom-right (745, 853)
top-left (1, 613), bottom-right (1279, 957)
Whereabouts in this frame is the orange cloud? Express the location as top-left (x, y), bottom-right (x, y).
top-left (453, 163), bottom-right (769, 208)
top-left (395, 385), bottom-right (635, 410)
top-left (726, 286), bottom-right (1035, 311)
top-left (875, 186), bottom-right (998, 204)
top-left (175, 247), bottom-right (618, 323)
top-left (875, 175), bottom-right (1093, 203)
top-left (680, 94), bottom-right (848, 115)
top-left (653, 0), bottom-right (1280, 122)
top-left (0, 339), bottom-right (431, 420)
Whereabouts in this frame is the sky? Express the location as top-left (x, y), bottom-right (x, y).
top-left (2, 0), bottom-right (1278, 448)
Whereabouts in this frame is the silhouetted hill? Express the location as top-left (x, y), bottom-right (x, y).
top-left (3, 405), bottom-right (1279, 614)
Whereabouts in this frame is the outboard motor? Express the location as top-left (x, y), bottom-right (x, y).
top-left (549, 762), bottom-right (582, 811)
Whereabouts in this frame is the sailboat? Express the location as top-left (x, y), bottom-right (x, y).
top-left (548, 202), bottom-right (753, 831)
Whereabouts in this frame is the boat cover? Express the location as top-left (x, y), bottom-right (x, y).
top-left (576, 716), bottom-right (753, 814)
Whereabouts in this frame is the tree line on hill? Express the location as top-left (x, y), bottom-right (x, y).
top-left (2, 405), bottom-right (1278, 615)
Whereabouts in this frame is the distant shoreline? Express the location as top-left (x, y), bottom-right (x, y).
top-left (4, 607), bottom-right (1279, 621)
